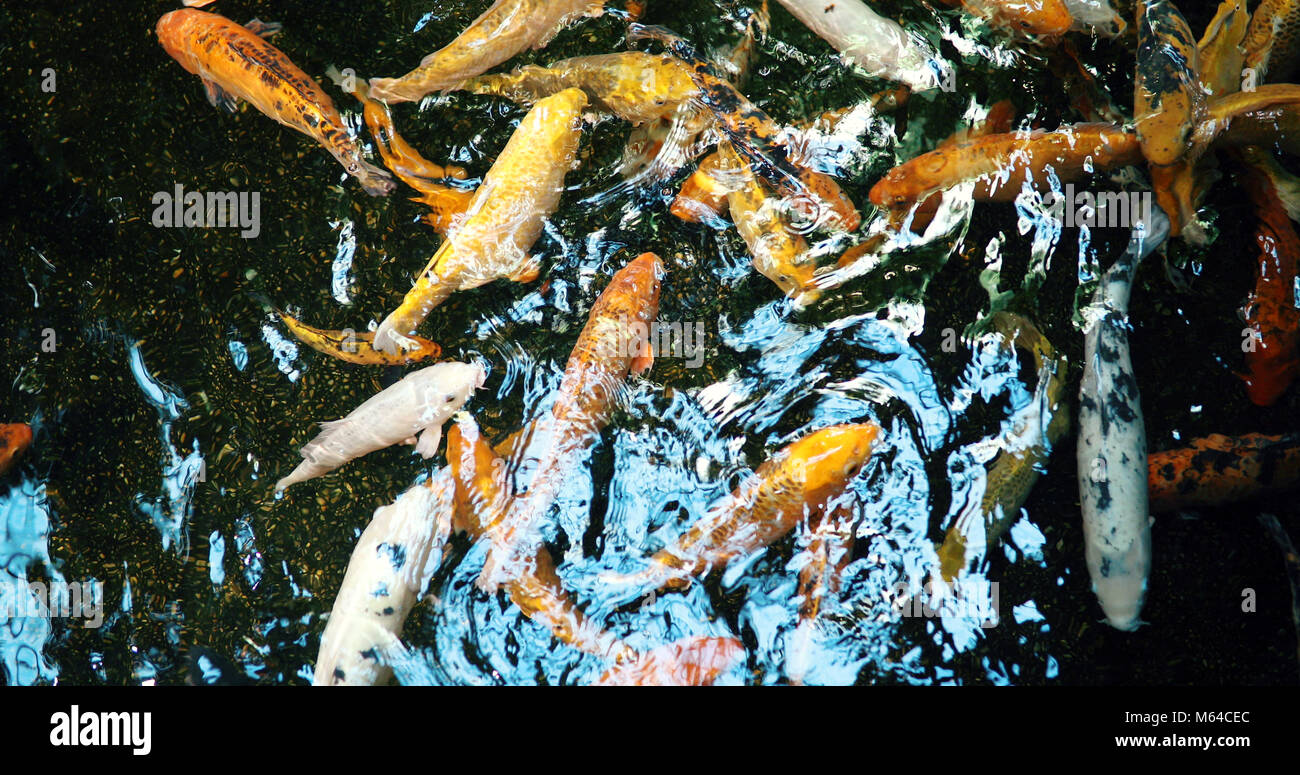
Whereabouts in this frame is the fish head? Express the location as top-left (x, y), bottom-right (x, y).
top-left (156, 9), bottom-right (202, 64)
top-left (788, 423), bottom-right (881, 506)
top-left (998, 0), bottom-right (1074, 37)
top-left (415, 361), bottom-right (487, 415)
top-left (617, 252), bottom-right (665, 316)
top-left (868, 154), bottom-right (947, 212)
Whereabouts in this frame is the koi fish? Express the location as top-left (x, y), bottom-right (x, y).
top-left (869, 123), bottom-right (1143, 213)
top-left (1148, 433), bottom-right (1300, 512)
top-left (278, 310), bottom-right (442, 366)
top-left (372, 88), bottom-right (589, 355)
top-left (314, 471), bottom-right (454, 685)
top-left (1199, 0), bottom-right (1249, 97)
top-left (594, 636), bottom-right (745, 686)
top-left (1234, 146), bottom-right (1300, 406)
top-left (462, 52), bottom-right (700, 126)
top-left (1077, 208), bottom-right (1170, 631)
top-left (328, 67), bottom-right (474, 237)
top-left (773, 0), bottom-right (946, 91)
top-left (605, 423), bottom-right (881, 592)
top-left (275, 361), bottom-right (486, 493)
top-left (715, 142), bottom-right (819, 303)
top-left (446, 415), bottom-right (634, 662)
top-left (1149, 0), bottom-right (1249, 239)
top-left (367, 0), bottom-right (609, 104)
top-left (0, 424), bottom-right (33, 478)
top-left (674, 90), bottom-right (908, 225)
top-left (156, 9), bottom-right (395, 196)
top-left (1156, 82), bottom-right (1300, 236)
top-left (629, 24), bottom-right (861, 232)
top-left (878, 98), bottom-right (1018, 234)
top-left (476, 253), bottom-right (663, 593)
top-left (1244, 0), bottom-right (1300, 82)
top-left (619, 2), bottom-right (769, 182)
top-left (936, 313), bottom-right (1068, 583)
top-left (1134, 0), bottom-right (1205, 167)
top-left (941, 0), bottom-right (1074, 36)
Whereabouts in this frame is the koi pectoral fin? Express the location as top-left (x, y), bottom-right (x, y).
top-left (202, 79), bottom-right (239, 113)
top-left (415, 425), bottom-right (443, 459)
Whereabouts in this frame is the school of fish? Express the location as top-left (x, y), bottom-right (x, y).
top-left (136, 0), bottom-right (1300, 684)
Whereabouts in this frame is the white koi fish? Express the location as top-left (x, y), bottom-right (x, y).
top-left (1077, 208), bottom-right (1169, 631)
top-left (772, 0), bottom-right (946, 92)
top-left (314, 470), bottom-right (455, 685)
top-left (276, 361), bottom-right (486, 493)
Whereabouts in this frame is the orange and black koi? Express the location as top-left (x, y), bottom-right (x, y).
top-left (1148, 433), bottom-right (1300, 512)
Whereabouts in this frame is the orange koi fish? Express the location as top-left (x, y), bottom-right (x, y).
top-left (277, 310), bottom-right (442, 366)
top-left (328, 67), bottom-right (474, 237)
top-left (594, 636), bottom-right (745, 685)
top-left (1234, 147), bottom-right (1300, 406)
top-left (869, 123), bottom-right (1142, 213)
top-left (939, 0), bottom-right (1073, 36)
top-left (156, 9), bottom-right (395, 196)
top-left (476, 253), bottom-right (663, 592)
top-left (372, 88), bottom-right (589, 355)
top-left (885, 99), bottom-right (1018, 234)
top-left (0, 424), bottom-right (33, 477)
top-left (1148, 433), bottom-right (1300, 512)
top-left (368, 0), bottom-right (609, 104)
top-left (605, 423), bottom-right (881, 592)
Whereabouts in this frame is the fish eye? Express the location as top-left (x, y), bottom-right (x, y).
top-left (444, 394), bottom-right (456, 403)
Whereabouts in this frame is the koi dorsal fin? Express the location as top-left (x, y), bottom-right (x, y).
top-left (243, 18), bottom-right (282, 39)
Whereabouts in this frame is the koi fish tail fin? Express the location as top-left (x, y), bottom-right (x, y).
top-left (274, 459), bottom-right (329, 494)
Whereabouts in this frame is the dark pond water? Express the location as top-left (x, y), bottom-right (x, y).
top-left (1, 0), bottom-right (1297, 685)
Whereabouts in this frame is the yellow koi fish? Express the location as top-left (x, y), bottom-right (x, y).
top-left (476, 253), bottom-right (663, 592)
top-left (716, 142), bottom-right (819, 304)
top-left (605, 423), bottom-right (881, 591)
top-left (368, 0), bottom-right (609, 104)
top-left (156, 9), bottom-right (395, 196)
top-left (935, 313), bottom-right (1068, 583)
top-left (463, 52), bottom-right (700, 126)
top-left (372, 88), bottom-right (589, 354)
top-left (278, 310), bottom-right (443, 366)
